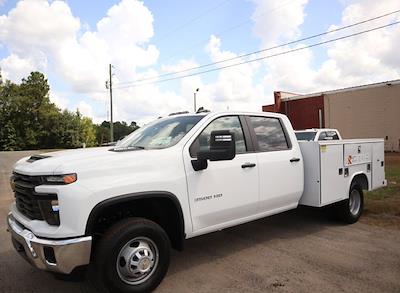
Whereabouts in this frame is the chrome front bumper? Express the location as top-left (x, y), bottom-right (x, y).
top-left (7, 213), bottom-right (92, 274)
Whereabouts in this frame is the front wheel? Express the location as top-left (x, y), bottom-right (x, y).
top-left (336, 184), bottom-right (364, 224)
top-left (94, 218), bottom-right (171, 293)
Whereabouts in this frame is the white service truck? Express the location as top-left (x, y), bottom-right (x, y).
top-left (295, 128), bottom-right (342, 141)
top-left (7, 111), bottom-right (386, 293)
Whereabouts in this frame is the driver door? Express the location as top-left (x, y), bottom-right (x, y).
top-left (183, 115), bottom-right (259, 232)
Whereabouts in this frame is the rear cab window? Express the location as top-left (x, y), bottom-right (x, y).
top-left (248, 116), bottom-right (290, 152)
top-left (318, 131), bottom-right (340, 141)
top-left (295, 131), bottom-right (317, 141)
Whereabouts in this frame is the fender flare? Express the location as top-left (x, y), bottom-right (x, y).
top-left (347, 172), bottom-right (369, 195)
top-left (85, 191), bottom-right (185, 249)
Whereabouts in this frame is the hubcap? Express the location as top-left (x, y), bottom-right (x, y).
top-left (349, 189), bottom-right (361, 216)
top-left (116, 237), bottom-right (159, 285)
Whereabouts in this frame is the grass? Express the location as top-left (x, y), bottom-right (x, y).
top-left (362, 153), bottom-right (400, 230)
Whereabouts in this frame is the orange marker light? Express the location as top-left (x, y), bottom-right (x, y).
top-left (63, 174), bottom-right (77, 184)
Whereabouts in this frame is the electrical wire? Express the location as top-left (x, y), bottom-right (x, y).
top-left (115, 9), bottom-right (400, 87)
top-left (113, 20), bottom-right (400, 90)
top-left (156, 0), bottom-right (294, 67)
top-left (156, 0), bottom-right (233, 43)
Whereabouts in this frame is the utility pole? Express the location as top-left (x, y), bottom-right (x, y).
top-left (108, 64), bottom-right (114, 142)
top-left (194, 88), bottom-right (199, 113)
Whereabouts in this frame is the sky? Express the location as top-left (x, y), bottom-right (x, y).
top-left (0, 0), bottom-right (399, 125)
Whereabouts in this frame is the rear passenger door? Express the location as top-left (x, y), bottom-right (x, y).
top-left (246, 116), bottom-right (303, 213)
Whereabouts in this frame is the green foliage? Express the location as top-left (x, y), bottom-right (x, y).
top-left (96, 120), bottom-right (139, 145)
top-left (0, 70), bottom-right (139, 150)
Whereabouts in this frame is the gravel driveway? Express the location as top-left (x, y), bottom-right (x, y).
top-left (1, 150), bottom-right (399, 292)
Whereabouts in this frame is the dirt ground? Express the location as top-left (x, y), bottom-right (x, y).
top-left (362, 153), bottom-right (400, 229)
top-left (1, 150), bottom-right (400, 293)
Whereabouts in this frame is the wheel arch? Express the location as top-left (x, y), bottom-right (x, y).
top-left (85, 191), bottom-right (185, 251)
top-left (348, 172), bottom-right (369, 193)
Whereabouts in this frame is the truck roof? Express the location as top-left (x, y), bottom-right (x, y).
top-left (169, 110), bottom-right (288, 118)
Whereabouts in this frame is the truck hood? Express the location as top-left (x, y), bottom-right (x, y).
top-left (13, 147), bottom-right (165, 176)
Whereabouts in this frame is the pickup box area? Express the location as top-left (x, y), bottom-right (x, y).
top-left (299, 139), bottom-right (386, 207)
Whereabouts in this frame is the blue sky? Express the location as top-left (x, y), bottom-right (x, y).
top-left (0, 0), bottom-right (399, 124)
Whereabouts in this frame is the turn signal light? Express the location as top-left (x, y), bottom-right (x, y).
top-left (63, 174), bottom-right (77, 184)
top-left (44, 173), bottom-right (77, 184)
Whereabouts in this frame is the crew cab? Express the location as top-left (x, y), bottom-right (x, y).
top-left (7, 111), bottom-right (386, 292)
top-left (295, 128), bottom-right (342, 141)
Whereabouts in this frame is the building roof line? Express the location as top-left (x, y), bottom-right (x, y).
top-left (280, 79), bottom-right (400, 101)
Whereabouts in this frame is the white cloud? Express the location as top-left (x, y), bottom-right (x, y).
top-left (203, 35), bottom-right (266, 111)
top-left (1, 0), bottom-right (399, 125)
top-left (0, 53), bottom-right (43, 81)
top-left (0, 0), bottom-right (162, 122)
top-left (49, 91), bottom-right (69, 110)
top-left (251, 0), bottom-right (309, 47)
top-left (252, 0), bottom-right (400, 94)
top-left (77, 100), bottom-right (94, 118)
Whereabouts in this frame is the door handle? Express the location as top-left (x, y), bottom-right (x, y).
top-left (290, 157), bottom-right (301, 163)
top-left (241, 162), bottom-right (256, 168)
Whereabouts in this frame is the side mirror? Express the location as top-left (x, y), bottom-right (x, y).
top-left (191, 130), bottom-right (236, 171)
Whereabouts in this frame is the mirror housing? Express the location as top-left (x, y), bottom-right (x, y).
top-left (191, 130), bottom-right (236, 171)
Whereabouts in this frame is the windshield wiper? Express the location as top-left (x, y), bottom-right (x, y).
top-left (110, 145), bottom-right (146, 152)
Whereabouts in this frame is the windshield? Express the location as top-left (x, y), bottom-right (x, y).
top-left (295, 131), bottom-right (317, 141)
top-left (115, 115), bottom-right (205, 150)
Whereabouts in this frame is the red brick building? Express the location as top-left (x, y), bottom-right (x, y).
top-left (262, 80), bottom-right (400, 152)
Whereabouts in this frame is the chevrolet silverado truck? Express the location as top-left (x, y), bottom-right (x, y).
top-left (7, 111), bottom-right (386, 292)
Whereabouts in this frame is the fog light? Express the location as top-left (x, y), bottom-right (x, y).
top-left (51, 200), bottom-right (59, 212)
top-left (43, 246), bottom-right (56, 264)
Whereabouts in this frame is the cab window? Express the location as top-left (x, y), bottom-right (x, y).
top-left (318, 131), bottom-right (339, 141)
top-left (189, 116), bottom-right (246, 157)
top-left (248, 116), bottom-right (290, 152)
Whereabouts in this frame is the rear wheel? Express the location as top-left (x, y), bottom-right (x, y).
top-left (94, 218), bottom-right (170, 293)
top-left (336, 184), bottom-right (364, 224)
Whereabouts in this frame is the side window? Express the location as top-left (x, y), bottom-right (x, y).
top-left (318, 132), bottom-right (327, 141)
top-left (249, 116), bottom-right (289, 152)
top-left (319, 131), bottom-right (338, 140)
top-left (189, 116), bottom-right (246, 157)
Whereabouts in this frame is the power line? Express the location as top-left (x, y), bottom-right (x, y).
top-left (155, 0), bottom-right (294, 67)
top-left (113, 21), bottom-right (400, 90)
top-left (118, 0), bottom-right (291, 85)
top-left (115, 9), bottom-right (400, 87)
top-left (156, 0), bottom-right (232, 43)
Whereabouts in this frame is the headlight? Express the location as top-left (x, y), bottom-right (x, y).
top-left (43, 173), bottom-right (77, 184)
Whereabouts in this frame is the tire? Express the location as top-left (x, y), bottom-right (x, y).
top-left (336, 184), bottom-right (364, 224)
top-left (93, 218), bottom-right (171, 293)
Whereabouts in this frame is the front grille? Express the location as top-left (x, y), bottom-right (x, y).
top-left (13, 173), bottom-right (57, 222)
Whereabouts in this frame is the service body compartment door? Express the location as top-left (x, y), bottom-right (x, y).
top-left (372, 142), bottom-right (386, 189)
top-left (320, 144), bottom-right (347, 205)
top-left (344, 143), bottom-right (372, 167)
top-left (298, 142), bottom-right (321, 207)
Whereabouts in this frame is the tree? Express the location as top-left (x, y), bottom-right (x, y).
top-left (0, 70), bottom-right (140, 150)
top-left (0, 121), bottom-right (17, 151)
top-left (80, 117), bottom-right (97, 147)
top-left (96, 120), bottom-right (140, 145)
